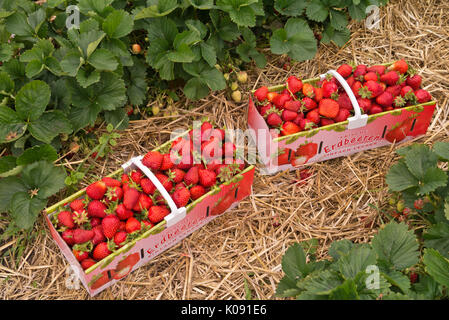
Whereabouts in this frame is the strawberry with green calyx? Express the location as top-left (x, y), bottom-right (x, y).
top-left (322, 81), bottom-right (339, 99)
top-left (351, 81), bottom-right (363, 98)
top-left (105, 186), bottom-right (124, 203)
top-left (358, 80), bottom-right (384, 99)
top-left (281, 121), bottom-right (301, 136)
top-left (272, 93), bottom-right (291, 109)
top-left (414, 199), bottom-right (424, 210)
top-left (198, 169), bottom-right (217, 188)
top-left (415, 89), bottom-right (431, 103)
top-left (302, 83), bottom-right (315, 98)
top-left (259, 104), bottom-right (273, 117)
top-left (388, 59), bottom-right (408, 74)
top-left (113, 231), bottom-right (128, 247)
top-left (86, 181), bottom-right (107, 200)
top-left (286, 76), bottom-right (303, 94)
top-left (130, 170), bottom-right (144, 184)
top-left (215, 164), bottom-right (235, 182)
top-left (386, 85), bottom-right (402, 97)
top-left (58, 210), bottom-right (75, 229)
top-left (167, 168), bottom-right (186, 184)
top-left (254, 86), bottom-right (269, 102)
top-left (406, 74), bottom-right (422, 90)
top-left (73, 249), bottom-right (89, 262)
top-left (72, 209), bottom-right (89, 226)
top-left (155, 173), bottom-right (173, 192)
top-left (393, 96), bottom-right (406, 108)
top-left (353, 65), bottom-right (367, 80)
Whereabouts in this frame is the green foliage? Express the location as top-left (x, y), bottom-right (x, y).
top-left (276, 222), bottom-right (448, 300)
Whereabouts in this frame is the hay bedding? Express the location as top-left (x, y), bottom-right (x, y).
top-left (1, 0), bottom-right (448, 300)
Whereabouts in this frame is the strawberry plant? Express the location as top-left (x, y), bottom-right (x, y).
top-left (277, 222), bottom-right (449, 299)
top-left (386, 142), bottom-right (449, 258)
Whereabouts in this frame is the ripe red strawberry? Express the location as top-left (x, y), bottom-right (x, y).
top-left (284, 100), bottom-right (301, 112)
top-left (102, 215), bottom-right (120, 239)
top-left (353, 65), bottom-right (367, 80)
top-left (184, 166), bottom-right (199, 186)
top-left (148, 206), bottom-right (170, 224)
top-left (414, 199), bottom-right (424, 210)
top-left (130, 170), bottom-right (144, 184)
top-left (351, 81), bottom-right (363, 98)
top-left (142, 151), bottom-right (163, 170)
top-left (115, 203), bottom-right (134, 220)
top-left (58, 210), bottom-right (75, 229)
top-left (142, 220), bottom-right (154, 229)
top-left (281, 110), bottom-right (297, 122)
top-left (133, 193), bottom-right (153, 212)
top-left (322, 81), bottom-right (338, 98)
top-left (266, 113), bottom-right (282, 127)
top-left (336, 93), bottom-right (352, 110)
top-left (287, 76), bottom-right (303, 94)
top-left (93, 242), bottom-right (112, 260)
top-left (272, 93), bottom-right (291, 108)
top-left (388, 59), bottom-right (408, 74)
top-left (301, 97), bottom-right (317, 111)
top-left (140, 178), bottom-right (156, 195)
top-left (72, 209), bottom-right (89, 225)
top-left (123, 187), bottom-right (140, 210)
top-left (156, 173), bottom-right (173, 191)
top-left (160, 153), bottom-right (174, 171)
top-left (125, 217), bottom-right (141, 234)
top-left (102, 177), bottom-right (121, 188)
top-left (62, 229), bottom-right (76, 246)
top-left (201, 137), bottom-right (221, 160)
top-left (121, 173), bottom-right (130, 184)
top-left (174, 151), bottom-right (193, 171)
top-left (376, 91), bottom-right (394, 107)
top-left (401, 85), bottom-right (415, 98)
top-left (118, 221), bottom-right (126, 232)
top-left (114, 231), bottom-right (128, 247)
top-left (369, 105), bottom-right (383, 114)
top-left (201, 121), bottom-right (213, 141)
top-left (87, 200), bottom-right (107, 218)
top-left (386, 85), bottom-right (402, 97)
top-left (267, 91), bottom-right (279, 103)
top-left (359, 80), bottom-right (384, 99)
top-left (168, 168), bottom-right (186, 184)
top-left (337, 64), bottom-right (353, 78)
top-left (393, 96), bottom-right (406, 108)
top-left (306, 109), bottom-right (320, 124)
top-left (70, 199), bottom-right (85, 212)
top-left (73, 249), bottom-right (89, 262)
top-left (281, 121), bottom-right (301, 136)
top-left (320, 118), bottom-right (335, 126)
top-left (198, 169), bottom-right (216, 187)
top-left (299, 118), bottom-right (316, 131)
top-left (406, 75), bottom-right (422, 90)
top-left (81, 258), bottom-right (97, 270)
top-left (345, 76), bottom-right (355, 88)
top-left (334, 109), bottom-right (350, 122)
top-left (313, 87), bottom-right (324, 102)
top-left (293, 113), bottom-right (304, 126)
top-left (302, 83), bottom-right (315, 98)
top-left (415, 89), bottom-right (431, 103)
top-left (92, 225), bottom-right (105, 245)
top-left (86, 181), bottom-right (107, 200)
top-left (105, 186), bottom-right (123, 202)
top-left (409, 272), bottom-right (418, 284)
top-left (367, 65), bottom-right (386, 75)
top-left (190, 185), bottom-right (206, 200)
top-left (364, 72), bottom-right (379, 82)
top-left (172, 187), bottom-right (190, 207)
top-left (319, 99), bottom-right (339, 118)
top-left (380, 71), bottom-right (400, 86)
top-left (259, 104), bottom-right (273, 117)
top-left (73, 228), bottom-right (94, 244)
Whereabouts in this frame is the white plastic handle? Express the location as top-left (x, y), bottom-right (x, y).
top-left (320, 69), bottom-right (368, 129)
top-left (122, 156), bottom-right (186, 228)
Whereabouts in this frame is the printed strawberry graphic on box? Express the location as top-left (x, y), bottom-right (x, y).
top-left (113, 252), bottom-right (140, 280)
top-left (291, 142), bottom-right (318, 167)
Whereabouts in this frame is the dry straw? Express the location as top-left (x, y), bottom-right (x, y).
top-left (0, 0), bottom-right (448, 300)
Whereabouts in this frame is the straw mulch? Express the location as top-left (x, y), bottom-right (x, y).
top-left (1, 0), bottom-right (448, 300)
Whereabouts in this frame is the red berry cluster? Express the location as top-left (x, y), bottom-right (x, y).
top-left (253, 60), bottom-right (433, 137)
top-left (55, 122), bottom-right (246, 269)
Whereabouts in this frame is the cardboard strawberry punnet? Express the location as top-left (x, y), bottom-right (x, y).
top-left (44, 125), bottom-right (255, 296)
top-left (248, 61), bottom-right (437, 174)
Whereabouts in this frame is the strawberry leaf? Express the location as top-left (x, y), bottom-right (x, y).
top-left (20, 160), bottom-right (66, 199)
top-left (418, 167), bottom-right (447, 195)
top-left (321, 24), bottom-right (350, 47)
top-left (337, 246), bottom-right (376, 279)
top-left (433, 142), bottom-right (449, 161)
top-left (9, 192), bottom-right (47, 230)
top-left (423, 223), bottom-right (449, 259)
top-left (0, 156), bottom-right (17, 176)
top-left (188, 0), bottom-right (214, 10)
top-left (28, 110), bottom-right (72, 144)
top-left (102, 10), bottom-right (134, 39)
top-left (386, 160), bottom-right (419, 192)
top-left (78, 0), bottom-right (114, 16)
top-left (274, 0), bottom-right (307, 16)
top-left (404, 144), bottom-right (438, 180)
top-left (270, 18), bottom-right (317, 62)
top-left (88, 48), bottom-right (119, 71)
top-left (423, 248), bottom-right (449, 287)
top-left (306, 0), bottom-right (330, 22)
top-left (0, 71), bottom-right (14, 94)
top-left (0, 176), bottom-right (27, 212)
top-left (135, 0), bottom-right (178, 19)
top-left (0, 106), bottom-right (27, 144)
top-left (15, 80), bottom-right (51, 122)
top-left (371, 222), bottom-right (419, 270)
top-left (16, 144), bottom-right (58, 166)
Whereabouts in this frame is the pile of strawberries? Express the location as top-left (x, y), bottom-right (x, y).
top-left (253, 60), bottom-right (433, 136)
top-left (54, 121), bottom-right (245, 269)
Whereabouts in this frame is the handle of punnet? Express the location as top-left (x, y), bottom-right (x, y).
top-left (122, 156), bottom-right (186, 228)
top-left (320, 69), bottom-right (368, 129)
